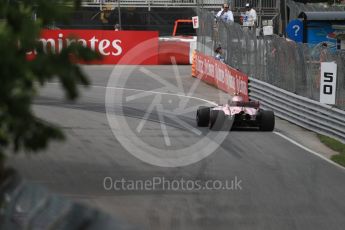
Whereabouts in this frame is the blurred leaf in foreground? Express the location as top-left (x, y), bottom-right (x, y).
top-left (0, 0), bottom-right (100, 179)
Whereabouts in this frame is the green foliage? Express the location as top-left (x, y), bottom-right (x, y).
top-left (0, 0), bottom-right (100, 168)
top-left (317, 134), bottom-right (345, 167)
top-left (331, 154), bottom-right (345, 167)
top-left (317, 134), bottom-right (345, 154)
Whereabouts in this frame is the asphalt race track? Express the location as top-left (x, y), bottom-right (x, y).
top-left (8, 65), bottom-right (345, 230)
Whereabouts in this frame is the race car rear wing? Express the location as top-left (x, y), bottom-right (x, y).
top-left (229, 101), bottom-right (260, 108)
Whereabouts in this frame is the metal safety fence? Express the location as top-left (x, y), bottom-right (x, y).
top-left (83, 0), bottom-right (277, 8)
top-left (233, 0), bottom-right (276, 9)
top-left (81, 0), bottom-right (224, 8)
top-left (196, 9), bottom-right (345, 110)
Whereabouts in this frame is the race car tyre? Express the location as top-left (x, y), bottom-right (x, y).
top-left (259, 110), bottom-right (275, 131)
top-left (210, 110), bottom-right (226, 131)
top-left (197, 106), bottom-right (210, 127)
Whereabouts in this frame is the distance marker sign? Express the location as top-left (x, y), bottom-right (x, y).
top-left (320, 62), bottom-right (337, 105)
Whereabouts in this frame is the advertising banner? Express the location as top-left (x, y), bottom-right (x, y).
top-left (27, 30), bottom-right (159, 65)
top-left (193, 51), bottom-right (249, 101)
top-left (158, 40), bottom-right (190, 65)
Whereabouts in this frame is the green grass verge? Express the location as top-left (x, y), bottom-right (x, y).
top-left (317, 134), bottom-right (345, 167)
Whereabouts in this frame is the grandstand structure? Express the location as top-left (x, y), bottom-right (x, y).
top-left (81, 0), bottom-right (279, 12)
top-left (80, 0), bottom-right (280, 24)
top-left (67, 1), bottom-right (282, 34)
top-left (61, 1), bottom-right (345, 35)
top-left (82, 0), bottom-right (223, 8)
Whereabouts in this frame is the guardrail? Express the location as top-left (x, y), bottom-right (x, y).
top-left (249, 77), bottom-right (345, 143)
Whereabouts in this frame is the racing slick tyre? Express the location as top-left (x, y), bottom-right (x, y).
top-left (196, 106), bottom-right (210, 127)
top-left (209, 110), bottom-right (226, 131)
top-left (259, 110), bottom-right (275, 131)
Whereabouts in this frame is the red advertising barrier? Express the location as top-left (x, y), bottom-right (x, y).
top-left (158, 36), bottom-right (196, 65)
top-left (158, 41), bottom-right (190, 65)
top-left (193, 51), bottom-right (249, 101)
top-left (27, 30), bottom-right (159, 65)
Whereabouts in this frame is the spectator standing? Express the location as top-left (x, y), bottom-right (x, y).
top-left (244, 3), bottom-right (257, 29)
top-left (216, 4), bottom-right (234, 23)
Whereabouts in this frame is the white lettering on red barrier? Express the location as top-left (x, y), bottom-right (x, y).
top-left (215, 64), bottom-right (225, 83)
top-left (27, 30), bottom-right (159, 65)
top-left (237, 79), bottom-right (248, 95)
top-left (226, 69), bottom-right (236, 90)
top-left (193, 51), bottom-right (249, 101)
top-left (202, 59), bottom-right (207, 75)
top-left (207, 62), bottom-right (215, 77)
top-left (32, 34), bottom-right (123, 56)
top-left (196, 58), bottom-right (204, 74)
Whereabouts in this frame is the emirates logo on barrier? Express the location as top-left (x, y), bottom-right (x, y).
top-left (27, 30), bottom-right (159, 64)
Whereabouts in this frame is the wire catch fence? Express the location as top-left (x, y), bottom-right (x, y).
top-left (196, 9), bottom-right (345, 110)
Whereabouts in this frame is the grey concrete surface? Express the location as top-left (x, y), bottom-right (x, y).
top-left (7, 65), bottom-right (345, 230)
top-left (275, 118), bottom-right (339, 159)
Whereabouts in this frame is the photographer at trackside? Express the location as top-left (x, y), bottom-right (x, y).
top-left (214, 46), bottom-right (225, 63)
top-left (216, 3), bottom-right (234, 23)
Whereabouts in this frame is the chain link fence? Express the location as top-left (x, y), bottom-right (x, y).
top-left (81, 0), bottom-right (224, 8)
top-left (196, 9), bottom-right (345, 110)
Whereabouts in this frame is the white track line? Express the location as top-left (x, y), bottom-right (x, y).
top-left (46, 82), bottom-right (218, 106)
top-left (108, 87), bottom-right (217, 106)
top-left (46, 82), bottom-right (344, 170)
top-left (115, 86), bottom-right (344, 170)
top-left (274, 131), bottom-right (344, 170)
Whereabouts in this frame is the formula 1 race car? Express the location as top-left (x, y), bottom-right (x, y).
top-left (196, 96), bottom-right (275, 131)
